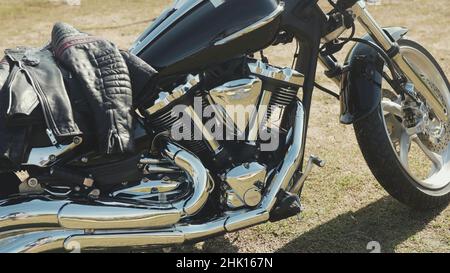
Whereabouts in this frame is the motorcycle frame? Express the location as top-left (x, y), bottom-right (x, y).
top-left (280, 0), bottom-right (328, 169)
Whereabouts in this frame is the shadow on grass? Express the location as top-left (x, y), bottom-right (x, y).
top-left (277, 196), bottom-right (443, 253)
top-left (150, 196), bottom-right (442, 253)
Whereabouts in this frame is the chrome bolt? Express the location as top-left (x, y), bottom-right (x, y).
top-left (28, 178), bottom-right (39, 188)
top-left (88, 189), bottom-right (101, 199)
top-left (73, 137), bottom-right (82, 145)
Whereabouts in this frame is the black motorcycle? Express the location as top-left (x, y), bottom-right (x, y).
top-left (0, 0), bottom-right (449, 253)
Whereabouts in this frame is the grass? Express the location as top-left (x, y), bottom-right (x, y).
top-left (0, 0), bottom-right (449, 253)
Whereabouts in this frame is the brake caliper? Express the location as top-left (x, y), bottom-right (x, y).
top-left (401, 83), bottom-right (426, 136)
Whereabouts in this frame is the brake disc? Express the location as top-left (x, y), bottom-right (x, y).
top-left (417, 76), bottom-right (450, 154)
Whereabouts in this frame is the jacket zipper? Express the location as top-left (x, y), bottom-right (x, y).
top-left (5, 66), bottom-right (20, 116)
top-left (106, 110), bottom-right (124, 154)
top-left (17, 61), bottom-right (61, 146)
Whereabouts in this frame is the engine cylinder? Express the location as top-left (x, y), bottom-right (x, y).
top-left (143, 75), bottom-right (212, 155)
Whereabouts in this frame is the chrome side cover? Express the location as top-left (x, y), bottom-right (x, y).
top-left (208, 77), bottom-right (263, 136)
top-left (224, 162), bottom-right (267, 208)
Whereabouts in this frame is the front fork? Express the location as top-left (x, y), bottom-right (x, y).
top-left (319, 0), bottom-right (449, 122)
top-left (351, 0), bottom-right (448, 122)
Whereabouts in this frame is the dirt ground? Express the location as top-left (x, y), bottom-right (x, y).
top-left (0, 0), bottom-right (449, 253)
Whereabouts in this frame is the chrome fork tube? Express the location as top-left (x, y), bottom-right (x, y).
top-left (351, 1), bottom-right (394, 50)
top-left (351, 0), bottom-right (448, 122)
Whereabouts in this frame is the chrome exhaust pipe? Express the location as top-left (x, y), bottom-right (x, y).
top-left (0, 228), bottom-right (84, 253)
top-left (162, 142), bottom-right (212, 216)
top-left (0, 196), bottom-right (182, 231)
top-left (0, 141), bottom-right (212, 232)
top-left (0, 101), bottom-right (305, 253)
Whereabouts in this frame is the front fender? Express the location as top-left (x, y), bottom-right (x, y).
top-left (340, 27), bottom-right (408, 124)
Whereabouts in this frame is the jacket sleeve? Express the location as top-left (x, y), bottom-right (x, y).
top-left (120, 50), bottom-right (157, 102)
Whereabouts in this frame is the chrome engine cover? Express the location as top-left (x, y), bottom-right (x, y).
top-left (223, 162), bottom-right (267, 208)
top-left (208, 77), bottom-right (263, 139)
top-left (206, 60), bottom-right (305, 143)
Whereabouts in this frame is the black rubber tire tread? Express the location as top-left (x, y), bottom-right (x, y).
top-left (354, 39), bottom-right (450, 210)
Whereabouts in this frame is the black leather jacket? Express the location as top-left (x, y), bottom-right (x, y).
top-left (0, 23), bottom-right (157, 168)
top-left (52, 22), bottom-right (135, 155)
top-left (0, 48), bottom-right (82, 167)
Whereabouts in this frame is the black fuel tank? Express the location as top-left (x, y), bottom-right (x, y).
top-left (130, 0), bottom-right (283, 76)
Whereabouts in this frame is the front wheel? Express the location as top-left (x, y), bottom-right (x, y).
top-left (354, 39), bottom-right (450, 210)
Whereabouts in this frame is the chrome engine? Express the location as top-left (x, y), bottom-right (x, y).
top-left (142, 58), bottom-right (304, 147)
top-left (135, 58), bottom-right (305, 210)
top-left (0, 59), bottom-right (308, 252)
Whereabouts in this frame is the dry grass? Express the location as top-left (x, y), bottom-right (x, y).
top-left (0, 0), bottom-right (449, 253)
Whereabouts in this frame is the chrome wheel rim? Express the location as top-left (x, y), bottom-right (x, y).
top-left (382, 44), bottom-right (450, 190)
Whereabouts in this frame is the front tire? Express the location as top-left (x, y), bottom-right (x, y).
top-left (354, 39), bottom-right (450, 210)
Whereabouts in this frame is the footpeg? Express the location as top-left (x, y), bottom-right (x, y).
top-left (290, 155), bottom-right (325, 195)
top-left (269, 190), bottom-right (303, 222)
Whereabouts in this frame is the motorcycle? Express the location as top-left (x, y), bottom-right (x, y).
top-left (0, 0), bottom-right (449, 253)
